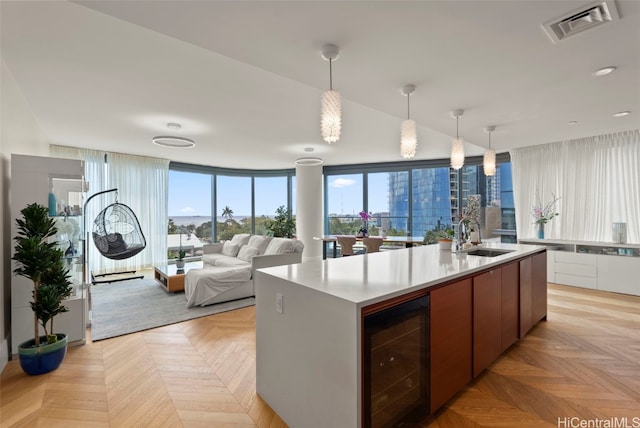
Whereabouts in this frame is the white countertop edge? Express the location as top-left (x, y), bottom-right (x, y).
top-left (257, 243), bottom-right (546, 307)
top-left (518, 238), bottom-right (640, 249)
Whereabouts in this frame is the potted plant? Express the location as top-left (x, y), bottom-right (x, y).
top-left (13, 203), bottom-right (73, 375)
top-left (267, 205), bottom-right (296, 238)
top-left (438, 227), bottom-right (455, 249)
top-left (176, 227), bottom-right (186, 269)
top-left (423, 226), bottom-right (455, 249)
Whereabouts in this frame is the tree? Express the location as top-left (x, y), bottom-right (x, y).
top-left (168, 218), bottom-right (177, 234)
top-left (267, 206), bottom-right (296, 238)
top-left (221, 206), bottom-right (234, 221)
top-left (13, 203), bottom-right (73, 346)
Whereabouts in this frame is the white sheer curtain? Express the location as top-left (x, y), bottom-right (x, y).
top-left (510, 130), bottom-right (640, 243)
top-left (51, 145), bottom-right (169, 275)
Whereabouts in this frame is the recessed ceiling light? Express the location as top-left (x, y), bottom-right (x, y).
top-left (568, 121), bottom-right (578, 125)
top-left (152, 136), bottom-right (196, 148)
top-left (592, 66), bottom-right (616, 77)
top-left (167, 122), bottom-right (182, 130)
top-left (304, 147), bottom-right (314, 152)
top-left (613, 111), bottom-right (631, 117)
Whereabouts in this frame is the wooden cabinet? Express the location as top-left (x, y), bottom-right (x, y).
top-left (500, 262), bottom-right (519, 352)
top-left (519, 253), bottom-right (547, 338)
top-left (430, 278), bottom-right (472, 412)
top-left (532, 252), bottom-right (547, 324)
top-left (473, 269), bottom-right (502, 378)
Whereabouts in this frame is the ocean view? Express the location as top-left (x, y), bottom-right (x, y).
top-left (169, 215), bottom-right (252, 227)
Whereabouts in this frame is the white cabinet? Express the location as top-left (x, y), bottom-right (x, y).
top-left (10, 154), bottom-right (86, 354)
top-left (597, 256), bottom-right (640, 295)
top-left (519, 239), bottom-right (640, 296)
top-left (554, 252), bottom-right (598, 289)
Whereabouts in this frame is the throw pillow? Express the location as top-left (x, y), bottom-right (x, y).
top-left (264, 237), bottom-right (295, 255)
top-left (230, 233), bottom-right (251, 246)
top-left (237, 245), bottom-right (260, 262)
top-left (247, 235), bottom-right (273, 255)
top-left (221, 241), bottom-right (241, 257)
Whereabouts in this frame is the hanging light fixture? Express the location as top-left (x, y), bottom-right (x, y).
top-left (450, 109), bottom-right (465, 169)
top-left (320, 44), bottom-right (341, 144)
top-left (400, 84), bottom-right (417, 159)
top-left (152, 122), bottom-right (196, 148)
top-left (483, 126), bottom-right (496, 176)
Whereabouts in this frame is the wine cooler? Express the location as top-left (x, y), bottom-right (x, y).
top-left (363, 295), bottom-right (430, 427)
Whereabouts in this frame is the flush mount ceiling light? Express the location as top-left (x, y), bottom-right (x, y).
top-left (320, 44), bottom-right (341, 144)
top-left (450, 109), bottom-right (465, 170)
top-left (593, 66), bottom-right (616, 76)
top-left (152, 136), bottom-right (195, 148)
top-left (152, 122), bottom-right (195, 148)
top-left (568, 120), bottom-right (578, 125)
top-left (400, 84), bottom-right (417, 159)
top-left (613, 111), bottom-right (630, 117)
top-left (295, 157), bottom-right (324, 166)
top-left (483, 126), bottom-right (496, 177)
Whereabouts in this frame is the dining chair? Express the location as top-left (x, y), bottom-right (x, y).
top-left (336, 235), bottom-right (357, 256)
top-left (363, 237), bottom-right (383, 253)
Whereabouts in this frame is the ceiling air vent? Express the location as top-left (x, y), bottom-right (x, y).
top-left (542, 0), bottom-right (620, 44)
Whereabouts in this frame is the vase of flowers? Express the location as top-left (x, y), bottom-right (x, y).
top-left (357, 210), bottom-right (372, 238)
top-left (532, 192), bottom-right (560, 239)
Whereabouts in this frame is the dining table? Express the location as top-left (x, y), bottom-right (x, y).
top-left (314, 235), bottom-right (426, 259)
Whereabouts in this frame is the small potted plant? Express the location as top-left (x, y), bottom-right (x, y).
top-left (436, 227), bottom-right (455, 250)
top-left (176, 227), bottom-right (187, 269)
top-left (13, 203), bottom-right (73, 375)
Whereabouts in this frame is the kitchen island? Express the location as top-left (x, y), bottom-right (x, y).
top-left (255, 243), bottom-right (547, 427)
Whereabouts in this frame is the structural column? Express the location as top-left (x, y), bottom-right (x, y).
top-left (295, 158), bottom-right (323, 262)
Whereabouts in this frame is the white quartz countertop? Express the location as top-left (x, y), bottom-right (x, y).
top-left (257, 243), bottom-right (545, 307)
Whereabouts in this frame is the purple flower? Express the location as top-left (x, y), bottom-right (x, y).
top-left (359, 210), bottom-right (372, 221)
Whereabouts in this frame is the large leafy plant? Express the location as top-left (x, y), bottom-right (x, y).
top-left (267, 205), bottom-right (296, 238)
top-left (13, 203), bottom-right (73, 346)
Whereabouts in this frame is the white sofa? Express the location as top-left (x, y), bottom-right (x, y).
top-left (184, 234), bottom-right (303, 307)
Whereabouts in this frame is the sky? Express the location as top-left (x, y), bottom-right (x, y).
top-left (168, 170), bottom-right (390, 218)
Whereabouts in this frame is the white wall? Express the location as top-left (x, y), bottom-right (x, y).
top-left (0, 58), bottom-right (50, 372)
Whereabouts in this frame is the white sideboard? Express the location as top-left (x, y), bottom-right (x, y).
top-left (519, 238), bottom-right (640, 296)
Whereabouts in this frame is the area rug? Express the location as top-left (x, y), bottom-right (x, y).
top-left (90, 277), bottom-right (255, 341)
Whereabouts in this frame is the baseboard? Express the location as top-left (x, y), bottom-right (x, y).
top-left (0, 338), bottom-right (9, 374)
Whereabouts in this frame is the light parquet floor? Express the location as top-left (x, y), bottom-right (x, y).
top-left (1, 283), bottom-right (639, 427)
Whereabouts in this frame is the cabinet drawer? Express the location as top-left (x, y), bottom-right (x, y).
top-left (554, 261), bottom-right (597, 277)
top-left (555, 251), bottom-right (597, 265)
top-left (554, 273), bottom-right (597, 289)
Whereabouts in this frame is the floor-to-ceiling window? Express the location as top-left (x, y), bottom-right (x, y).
top-left (254, 176), bottom-right (289, 236)
top-left (324, 155), bottom-right (514, 248)
top-left (216, 175), bottom-right (252, 241)
top-left (168, 170), bottom-right (212, 259)
top-left (411, 167), bottom-right (452, 237)
top-left (168, 163), bottom-right (295, 255)
top-left (326, 173), bottom-right (364, 235)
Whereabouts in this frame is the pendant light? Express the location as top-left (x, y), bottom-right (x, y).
top-left (400, 84), bottom-right (417, 159)
top-left (320, 44), bottom-right (341, 144)
top-left (483, 126), bottom-right (496, 176)
top-left (450, 109), bottom-right (465, 170)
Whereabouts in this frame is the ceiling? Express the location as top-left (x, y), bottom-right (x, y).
top-left (2, 1), bottom-right (639, 169)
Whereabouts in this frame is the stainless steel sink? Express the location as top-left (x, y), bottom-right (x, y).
top-left (464, 249), bottom-right (514, 257)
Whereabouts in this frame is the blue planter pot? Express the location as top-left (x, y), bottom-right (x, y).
top-left (18, 334), bottom-right (68, 375)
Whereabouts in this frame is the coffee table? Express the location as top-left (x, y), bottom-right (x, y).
top-left (153, 262), bottom-right (202, 293)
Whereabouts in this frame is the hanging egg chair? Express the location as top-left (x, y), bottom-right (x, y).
top-left (92, 202), bottom-right (146, 260)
